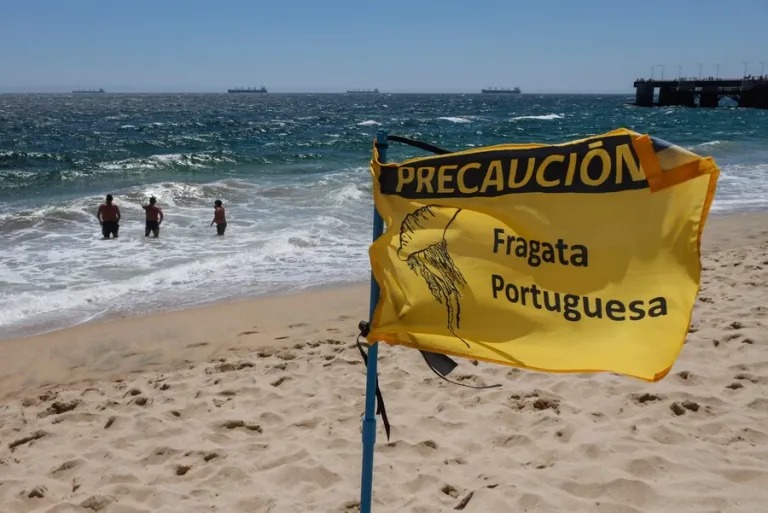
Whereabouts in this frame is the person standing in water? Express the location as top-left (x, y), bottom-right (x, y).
top-left (142, 196), bottom-right (164, 238)
top-left (210, 199), bottom-right (227, 235)
top-left (97, 194), bottom-right (121, 239)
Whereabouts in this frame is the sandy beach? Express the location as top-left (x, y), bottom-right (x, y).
top-left (0, 211), bottom-right (766, 512)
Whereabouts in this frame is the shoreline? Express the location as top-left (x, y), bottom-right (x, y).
top-left (0, 208), bottom-right (764, 344)
top-left (0, 282), bottom-right (370, 401)
top-left (0, 279), bottom-right (369, 342)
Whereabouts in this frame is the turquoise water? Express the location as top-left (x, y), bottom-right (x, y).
top-left (1, 93), bottom-right (766, 337)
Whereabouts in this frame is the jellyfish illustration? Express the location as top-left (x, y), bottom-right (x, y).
top-left (397, 205), bottom-right (469, 347)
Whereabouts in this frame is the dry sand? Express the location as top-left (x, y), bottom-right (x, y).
top-left (0, 212), bottom-right (767, 512)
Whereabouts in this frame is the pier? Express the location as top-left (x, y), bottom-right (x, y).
top-left (632, 76), bottom-right (768, 109)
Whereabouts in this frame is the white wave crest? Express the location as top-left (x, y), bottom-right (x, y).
top-left (438, 116), bottom-right (472, 123)
top-left (511, 114), bottom-right (564, 121)
top-left (99, 152), bottom-right (236, 171)
top-left (686, 140), bottom-right (736, 152)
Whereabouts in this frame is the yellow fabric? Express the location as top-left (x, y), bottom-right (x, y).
top-left (367, 128), bottom-right (719, 382)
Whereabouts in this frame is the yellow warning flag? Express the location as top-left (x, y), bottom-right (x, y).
top-left (367, 128), bottom-right (719, 382)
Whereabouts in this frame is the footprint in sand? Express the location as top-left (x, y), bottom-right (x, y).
top-left (631, 393), bottom-right (663, 404)
top-left (735, 373), bottom-right (759, 383)
top-left (202, 452), bottom-right (220, 462)
top-left (276, 351), bottom-right (296, 361)
top-left (340, 500), bottom-right (360, 512)
top-left (49, 459), bottom-right (84, 476)
top-left (271, 377), bottom-right (290, 388)
top-left (26, 486), bottom-right (47, 499)
top-left (441, 484), bottom-right (460, 498)
top-left (682, 400), bottom-right (700, 412)
top-left (219, 420), bottom-right (263, 433)
top-left (208, 361), bottom-right (254, 373)
top-left (39, 400), bottom-right (81, 417)
top-left (80, 496), bottom-right (114, 510)
top-left (670, 400), bottom-right (700, 416)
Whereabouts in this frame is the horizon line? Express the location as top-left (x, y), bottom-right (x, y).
top-left (0, 90), bottom-right (636, 95)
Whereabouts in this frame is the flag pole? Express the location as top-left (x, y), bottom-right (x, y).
top-left (360, 129), bottom-right (387, 513)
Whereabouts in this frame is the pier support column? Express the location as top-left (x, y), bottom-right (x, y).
top-left (658, 87), bottom-right (674, 106)
top-left (739, 85), bottom-right (768, 109)
top-left (699, 92), bottom-right (719, 108)
top-left (738, 92), bottom-right (753, 108)
top-left (635, 84), bottom-right (654, 106)
top-left (680, 91), bottom-right (696, 107)
top-left (758, 85), bottom-right (768, 109)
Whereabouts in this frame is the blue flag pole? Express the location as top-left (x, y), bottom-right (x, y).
top-left (360, 129), bottom-right (387, 513)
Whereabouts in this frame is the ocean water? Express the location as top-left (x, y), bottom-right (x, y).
top-left (1, 93), bottom-right (767, 338)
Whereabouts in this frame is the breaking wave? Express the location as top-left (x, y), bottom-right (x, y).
top-left (511, 113), bottom-right (564, 121)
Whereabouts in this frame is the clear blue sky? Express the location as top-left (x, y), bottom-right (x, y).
top-left (1, 0), bottom-right (766, 93)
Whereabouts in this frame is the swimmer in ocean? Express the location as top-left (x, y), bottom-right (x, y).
top-left (97, 194), bottom-right (121, 239)
top-left (210, 199), bottom-right (227, 235)
top-left (142, 196), bottom-right (164, 238)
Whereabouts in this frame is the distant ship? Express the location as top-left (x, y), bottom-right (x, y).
top-left (481, 86), bottom-right (521, 94)
top-left (72, 88), bottom-right (105, 94)
top-left (228, 86), bottom-right (267, 93)
top-left (346, 88), bottom-right (379, 94)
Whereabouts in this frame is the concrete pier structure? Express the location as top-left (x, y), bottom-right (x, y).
top-left (632, 77), bottom-right (768, 108)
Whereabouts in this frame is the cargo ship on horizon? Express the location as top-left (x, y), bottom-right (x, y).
top-left (227, 86), bottom-right (267, 93)
top-left (346, 88), bottom-right (379, 94)
top-left (72, 88), bottom-right (105, 94)
top-left (481, 86), bottom-right (521, 94)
